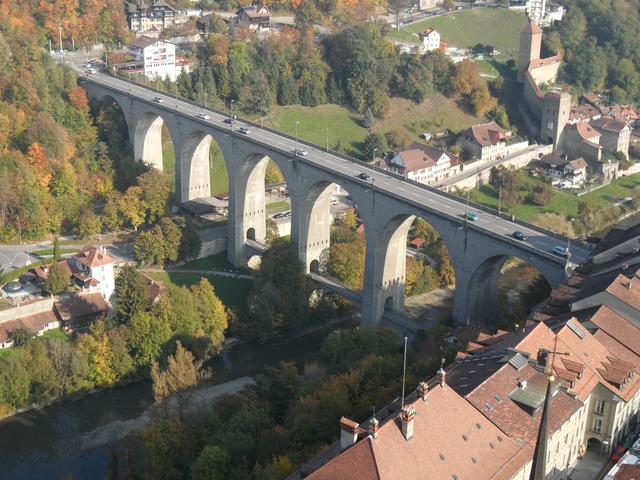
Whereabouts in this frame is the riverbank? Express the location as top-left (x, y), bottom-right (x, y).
top-left (0, 315), bottom-right (357, 480)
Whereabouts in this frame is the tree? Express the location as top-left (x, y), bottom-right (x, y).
top-left (470, 81), bottom-right (497, 116)
top-left (451, 60), bottom-right (481, 96)
top-left (129, 311), bottom-right (172, 369)
top-left (266, 217), bottom-right (279, 243)
top-left (77, 210), bottom-right (101, 238)
top-left (329, 237), bottom-right (366, 289)
top-left (115, 264), bottom-right (149, 321)
top-left (180, 217), bottom-right (201, 261)
top-left (265, 161), bottom-right (284, 186)
top-left (121, 186), bottom-right (146, 232)
top-left (255, 361), bottom-right (302, 422)
top-left (52, 237), bottom-right (61, 261)
top-left (362, 108), bottom-right (375, 128)
top-left (150, 341), bottom-right (204, 420)
top-left (159, 218), bottom-right (182, 263)
top-left (9, 327), bottom-right (34, 347)
top-left (239, 70), bottom-right (272, 115)
top-left (134, 226), bottom-right (166, 265)
top-left (45, 262), bottom-right (69, 295)
top-left (191, 445), bottom-right (231, 480)
top-left (527, 183), bottom-right (553, 206)
top-left (385, 128), bottom-right (411, 150)
top-left (191, 279), bottom-right (228, 352)
top-left (414, 218), bottom-right (439, 244)
top-left (363, 133), bottom-right (386, 162)
top-left (438, 243), bottom-right (455, 286)
top-left (138, 169), bottom-right (171, 223)
top-left (341, 207), bottom-right (358, 230)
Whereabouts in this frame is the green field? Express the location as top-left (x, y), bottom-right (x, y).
top-left (266, 201), bottom-right (291, 214)
top-left (147, 271), bottom-right (252, 310)
top-left (41, 328), bottom-right (71, 342)
top-left (388, 9), bottom-right (528, 52)
top-left (180, 252), bottom-right (236, 271)
top-left (265, 104), bottom-right (368, 156)
top-left (473, 172), bottom-right (640, 221)
top-left (162, 131), bottom-right (229, 196)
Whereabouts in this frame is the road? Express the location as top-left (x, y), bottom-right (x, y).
top-left (69, 61), bottom-right (590, 266)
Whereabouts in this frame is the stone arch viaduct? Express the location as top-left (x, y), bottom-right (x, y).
top-left (81, 73), bottom-right (591, 327)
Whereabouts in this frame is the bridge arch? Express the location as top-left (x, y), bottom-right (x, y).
top-left (227, 151), bottom-right (294, 266)
top-left (460, 253), bottom-right (556, 327)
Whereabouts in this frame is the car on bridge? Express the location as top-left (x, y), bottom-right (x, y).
top-left (197, 113), bottom-right (210, 120)
top-left (224, 118), bottom-right (234, 124)
top-left (512, 231), bottom-right (527, 241)
top-left (464, 212), bottom-right (479, 221)
top-left (153, 96), bottom-right (163, 103)
top-left (552, 245), bottom-right (569, 257)
top-left (358, 172), bottom-right (372, 181)
top-left (294, 148), bottom-right (308, 156)
top-left (239, 127), bottom-right (250, 135)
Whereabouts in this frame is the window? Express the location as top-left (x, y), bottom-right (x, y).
top-left (593, 418), bottom-right (603, 433)
top-left (595, 400), bottom-right (605, 415)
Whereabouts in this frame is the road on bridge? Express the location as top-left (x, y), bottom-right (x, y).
top-left (71, 61), bottom-right (591, 267)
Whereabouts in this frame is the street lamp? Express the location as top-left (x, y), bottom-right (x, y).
top-left (372, 147), bottom-right (378, 164)
top-left (230, 99), bottom-right (235, 131)
top-left (295, 120), bottom-right (300, 153)
top-left (58, 26), bottom-right (63, 54)
top-left (204, 91), bottom-right (208, 109)
top-left (326, 127), bottom-right (329, 152)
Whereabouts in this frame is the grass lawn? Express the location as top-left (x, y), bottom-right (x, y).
top-left (388, 9), bottom-right (528, 51)
top-left (265, 104), bottom-right (368, 157)
top-left (41, 328), bottom-right (71, 342)
top-left (266, 95), bottom-right (483, 158)
top-left (180, 252), bottom-right (235, 271)
top-left (147, 271), bottom-right (252, 310)
top-left (473, 172), bottom-right (640, 221)
top-left (162, 129), bottom-right (229, 196)
top-left (266, 201), bottom-right (291, 214)
top-left (477, 59), bottom-right (500, 78)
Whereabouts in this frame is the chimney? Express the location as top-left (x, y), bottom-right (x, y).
top-left (368, 416), bottom-right (379, 439)
top-left (339, 417), bottom-right (359, 451)
top-left (400, 405), bottom-right (416, 440)
top-left (437, 367), bottom-right (446, 388)
top-left (627, 278), bottom-right (633, 290)
top-left (518, 378), bottom-right (528, 389)
top-left (416, 381), bottom-right (429, 401)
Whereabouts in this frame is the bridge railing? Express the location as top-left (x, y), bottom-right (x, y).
top-left (93, 70), bottom-right (591, 253)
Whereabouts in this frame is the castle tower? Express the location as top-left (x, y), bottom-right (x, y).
top-left (518, 20), bottom-right (543, 82)
top-left (541, 91), bottom-right (571, 150)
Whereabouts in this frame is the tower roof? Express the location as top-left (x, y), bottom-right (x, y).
top-left (523, 20), bottom-right (542, 35)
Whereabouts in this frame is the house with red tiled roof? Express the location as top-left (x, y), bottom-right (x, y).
top-left (236, 5), bottom-right (271, 29)
top-left (304, 373), bottom-right (533, 480)
top-left (68, 246), bottom-right (116, 300)
top-left (592, 117), bottom-right (632, 159)
top-left (387, 142), bottom-right (462, 185)
top-left (457, 122), bottom-right (507, 162)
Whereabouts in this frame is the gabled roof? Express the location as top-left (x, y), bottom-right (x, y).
top-left (307, 381), bottom-right (532, 480)
top-left (591, 116), bottom-right (629, 134)
top-left (128, 36), bottom-right (161, 49)
top-left (0, 310), bottom-right (59, 344)
top-left (237, 5), bottom-right (271, 17)
top-left (463, 122), bottom-right (506, 147)
top-left (73, 246), bottom-right (115, 269)
top-left (33, 260), bottom-right (73, 282)
top-left (570, 122), bottom-right (600, 141)
top-left (566, 158), bottom-right (588, 171)
top-left (53, 292), bottom-right (110, 322)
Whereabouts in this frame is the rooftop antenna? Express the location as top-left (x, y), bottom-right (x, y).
top-left (400, 336), bottom-right (408, 410)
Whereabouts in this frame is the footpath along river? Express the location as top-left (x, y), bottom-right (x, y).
top-left (0, 317), bottom-right (357, 480)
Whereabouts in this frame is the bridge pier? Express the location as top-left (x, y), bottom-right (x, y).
top-left (178, 131), bottom-right (212, 203)
top-left (227, 154), bottom-right (269, 267)
top-left (132, 112), bottom-right (164, 170)
top-left (294, 182), bottom-right (333, 273)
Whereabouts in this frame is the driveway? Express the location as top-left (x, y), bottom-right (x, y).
top-left (571, 450), bottom-right (608, 480)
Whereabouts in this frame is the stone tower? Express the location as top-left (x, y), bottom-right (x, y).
top-left (518, 20), bottom-right (543, 82)
top-left (540, 91), bottom-right (571, 150)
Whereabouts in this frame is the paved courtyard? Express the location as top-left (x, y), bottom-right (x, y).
top-left (570, 449), bottom-right (608, 480)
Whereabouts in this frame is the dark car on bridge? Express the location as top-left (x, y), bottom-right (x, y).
top-left (512, 231), bottom-right (527, 241)
top-left (358, 172), bottom-right (372, 181)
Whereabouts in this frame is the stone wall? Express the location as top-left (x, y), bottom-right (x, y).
top-left (0, 298), bottom-right (54, 323)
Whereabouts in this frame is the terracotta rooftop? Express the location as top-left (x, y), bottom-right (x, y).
top-left (391, 143), bottom-right (456, 173)
top-left (591, 117), bottom-right (629, 133)
top-left (602, 104), bottom-right (639, 123)
top-left (522, 20), bottom-right (542, 35)
top-left (33, 260), bottom-right (72, 282)
top-left (53, 292), bottom-right (110, 323)
top-left (0, 310), bottom-right (59, 344)
top-left (307, 381), bottom-right (532, 480)
top-left (464, 122), bottom-right (506, 147)
top-left (569, 104), bottom-right (601, 123)
top-left (72, 246), bottom-right (115, 269)
top-left (128, 36), bottom-right (160, 49)
top-left (572, 122), bottom-right (601, 141)
top-left (566, 158), bottom-right (588, 171)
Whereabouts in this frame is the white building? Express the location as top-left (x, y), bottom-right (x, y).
top-left (387, 142), bottom-right (462, 185)
top-left (526, 0), bottom-right (545, 24)
top-left (419, 28), bottom-right (440, 53)
top-left (128, 36), bottom-right (177, 81)
top-left (126, 0), bottom-right (177, 34)
top-left (69, 246), bottom-right (116, 300)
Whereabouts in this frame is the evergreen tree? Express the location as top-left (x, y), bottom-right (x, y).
top-left (115, 264), bottom-right (149, 321)
top-left (45, 262), bottom-right (69, 295)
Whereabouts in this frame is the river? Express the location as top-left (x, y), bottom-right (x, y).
top-left (0, 318), bottom-right (356, 480)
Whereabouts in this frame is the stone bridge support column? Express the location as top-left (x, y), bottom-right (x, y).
top-left (227, 154), bottom-right (269, 267)
top-left (132, 112), bottom-right (164, 171)
top-left (293, 182), bottom-right (333, 273)
top-left (178, 132), bottom-right (212, 203)
top-left (361, 216), bottom-right (413, 326)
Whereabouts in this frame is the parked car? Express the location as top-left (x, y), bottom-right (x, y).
top-left (465, 212), bottom-right (479, 221)
top-left (153, 97), bottom-right (163, 103)
top-left (358, 172), bottom-right (372, 181)
top-left (273, 212), bottom-right (285, 219)
top-left (552, 245), bottom-right (569, 257)
top-left (512, 231), bottom-right (527, 241)
top-left (86, 68), bottom-right (97, 74)
top-left (238, 127), bottom-right (250, 135)
top-left (294, 148), bottom-right (308, 156)
top-left (611, 446), bottom-right (627, 462)
top-left (197, 113), bottom-right (210, 120)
